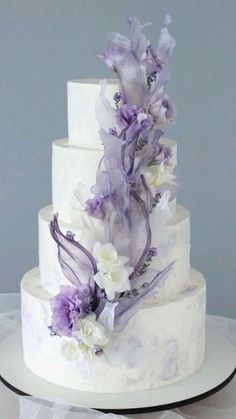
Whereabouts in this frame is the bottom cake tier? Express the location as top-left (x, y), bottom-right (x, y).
top-left (21, 268), bottom-right (206, 393)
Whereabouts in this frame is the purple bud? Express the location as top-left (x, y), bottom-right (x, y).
top-left (113, 91), bottom-right (123, 103)
top-left (66, 231), bottom-right (75, 240)
top-left (108, 127), bottom-right (118, 136)
top-left (92, 345), bottom-right (103, 356)
top-left (86, 195), bottom-right (104, 217)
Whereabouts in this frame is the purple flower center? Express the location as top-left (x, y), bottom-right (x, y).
top-left (86, 195), bottom-right (105, 216)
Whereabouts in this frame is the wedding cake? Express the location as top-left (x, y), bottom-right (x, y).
top-left (21, 15), bottom-right (206, 393)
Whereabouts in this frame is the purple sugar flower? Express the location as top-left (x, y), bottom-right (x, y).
top-left (98, 16), bottom-right (149, 106)
top-left (153, 143), bottom-right (173, 166)
top-left (116, 104), bottom-right (153, 140)
top-left (86, 195), bottom-right (105, 217)
top-left (149, 93), bottom-right (176, 125)
top-left (50, 285), bottom-right (93, 337)
top-left (113, 91), bottom-right (123, 107)
top-left (108, 127), bottom-right (118, 136)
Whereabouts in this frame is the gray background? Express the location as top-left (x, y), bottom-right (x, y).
top-left (0, 0), bottom-right (235, 317)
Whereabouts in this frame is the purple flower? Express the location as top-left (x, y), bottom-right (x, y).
top-left (149, 93), bottom-right (176, 125)
top-left (116, 104), bottom-right (153, 139)
top-left (85, 195), bottom-right (105, 217)
top-left (92, 345), bottom-right (104, 356)
top-left (113, 91), bottom-right (123, 106)
top-left (153, 143), bottom-right (173, 165)
top-left (108, 127), bottom-right (118, 136)
top-left (98, 16), bottom-right (149, 106)
top-left (50, 285), bottom-right (94, 337)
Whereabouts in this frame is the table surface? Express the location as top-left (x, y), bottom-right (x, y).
top-left (0, 293), bottom-right (235, 419)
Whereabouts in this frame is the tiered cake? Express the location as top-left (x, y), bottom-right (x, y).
top-left (21, 15), bottom-right (206, 393)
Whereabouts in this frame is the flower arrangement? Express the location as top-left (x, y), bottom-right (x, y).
top-left (49, 14), bottom-right (177, 358)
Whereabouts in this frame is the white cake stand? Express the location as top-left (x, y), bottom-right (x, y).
top-left (0, 324), bottom-right (235, 415)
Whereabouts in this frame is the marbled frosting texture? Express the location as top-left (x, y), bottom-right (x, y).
top-left (21, 267), bottom-right (206, 393)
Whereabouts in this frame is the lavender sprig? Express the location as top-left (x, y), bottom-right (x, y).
top-left (151, 190), bottom-right (162, 211)
top-left (138, 247), bottom-right (158, 276)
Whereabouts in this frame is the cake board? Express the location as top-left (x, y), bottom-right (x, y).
top-left (0, 324), bottom-right (235, 415)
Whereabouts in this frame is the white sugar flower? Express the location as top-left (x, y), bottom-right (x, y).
top-left (143, 163), bottom-right (175, 192)
top-left (61, 340), bottom-right (81, 361)
top-left (93, 242), bottom-right (130, 271)
top-left (94, 266), bottom-right (131, 300)
top-left (74, 314), bottom-right (109, 349)
top-left (93, 242), bottom-right (133, 300)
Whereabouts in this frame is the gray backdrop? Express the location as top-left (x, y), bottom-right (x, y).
top-left (0, 0), bottom-right (235, 317)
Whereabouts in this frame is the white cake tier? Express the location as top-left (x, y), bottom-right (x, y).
top-left (38, 204), bottom-right (190, 298)
top-left (68, 79), bottom-right (117, 148)
top-left (21, 267), bottom-right (206, 393)
top-left (52, 139), bottom-right (103, 223)
top-left (52, 138), bottom-right (177, 223)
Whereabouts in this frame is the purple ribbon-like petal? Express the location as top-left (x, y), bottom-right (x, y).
top-left (114, 261), bottom-right (175, 332)
top-left (50, 214), bottom-right (98, 288)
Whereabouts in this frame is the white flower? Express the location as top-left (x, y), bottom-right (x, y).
top-left (94, 242), bottom-right (130, 271)
top-left (75, 314), bottom-right (109, 349)
top-left (93, 242), bottom-right (133, 300)
top-left (94, 267), bottom-right (131, 300)
top-left (143, 163), bottom-right (175, 192)
top-left (61, 340), bottom-right (81, 361)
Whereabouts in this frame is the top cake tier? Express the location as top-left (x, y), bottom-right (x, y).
top-left (68, 79), bottom-right (117, 148)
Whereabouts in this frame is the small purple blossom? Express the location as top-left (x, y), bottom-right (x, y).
top-left (65, 231), bottom-right (75, 240)
top-left (148, 247), bottom-right (158, 258)
top-left (50, 285), bottom-right (93, 337)
top-left (85, 195), bottom-right (105, 217)
top-left (113, 91), bottom-right (123, 106)
top-left (108, 127), bottom-right (118, 136)
top-left (92, 345), bottom-right (104, 356)
top-left (138, 246), bottom-right (158, 275)
top-left (151, 190), bottom-right (162, 211)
